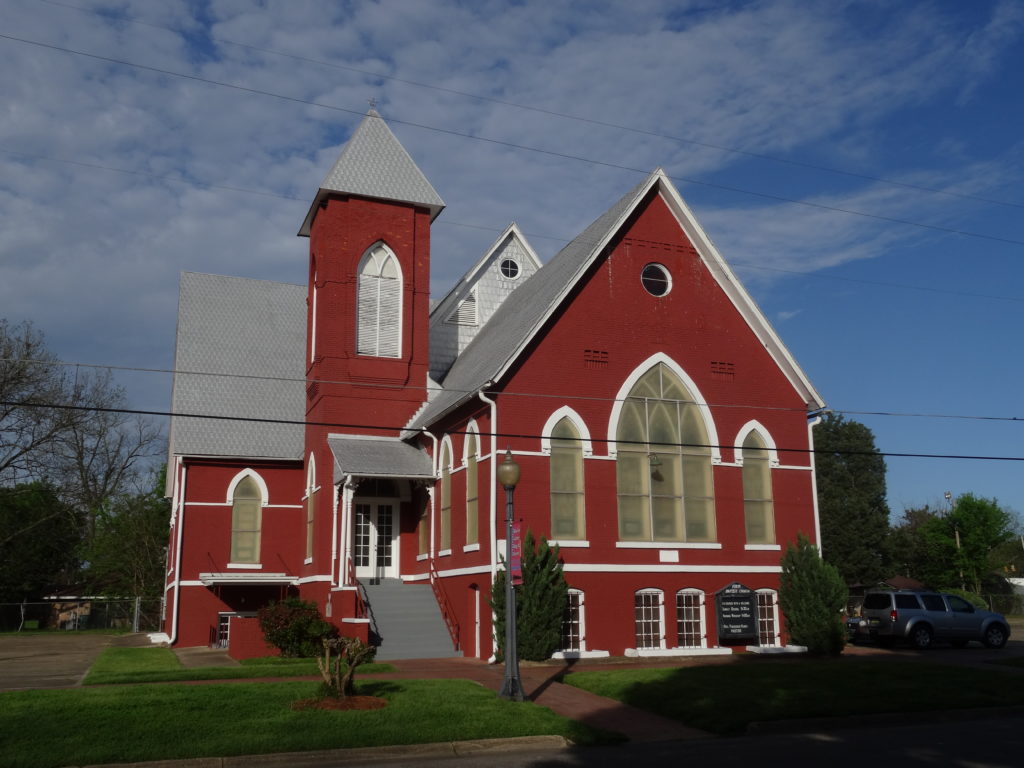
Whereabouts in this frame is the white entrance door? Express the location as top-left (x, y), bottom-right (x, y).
top-left (353, 501), bottom-right (398, 580)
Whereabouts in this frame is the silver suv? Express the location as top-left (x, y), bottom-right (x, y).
top-left (849, 590), bottom-right (1010, 650)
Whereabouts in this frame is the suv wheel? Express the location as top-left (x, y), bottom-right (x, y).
top-left (908, 624), bottom-right (933, 650)
top-left (983, 624), bottom-right (1008, 649)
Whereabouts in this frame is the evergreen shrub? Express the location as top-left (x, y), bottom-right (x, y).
top-left (257, 597), bottom-right (336, 657)
top-left (779, 534), bottom-right (847, 655)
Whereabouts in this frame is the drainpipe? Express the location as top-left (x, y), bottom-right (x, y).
top-left (807, 409), bottom-right (827, 555)
top-left (477, 385), bottom-right (499, 660)
top-left (422, 430), bottom-right (439, 558)
top-left (330, 478), bottom-right (338, 586)
top-left (169, 460), bottom-right (186, 645)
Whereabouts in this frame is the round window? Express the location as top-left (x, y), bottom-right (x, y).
top-left (641, 263), bottom-right (671, 296)
top-left (500, 258), bottom-right (520, 279)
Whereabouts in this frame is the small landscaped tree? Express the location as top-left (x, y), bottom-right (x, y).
top-left (491, 530), bottom-right (569, 661)
top-left (257, 597), bottom-right (336, 657)
top-left (779, 534), bottom-right (847, 655)
top-left (317, 636), bottom-right (376, 699)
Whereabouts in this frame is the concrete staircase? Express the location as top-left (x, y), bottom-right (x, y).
top-left (360, 578), bottom-right (462, 660)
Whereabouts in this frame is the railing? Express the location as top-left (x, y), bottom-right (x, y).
top-left (429, 561), bottom-right (460, 651)
top-left (346, 558), bottom-right (367, 620)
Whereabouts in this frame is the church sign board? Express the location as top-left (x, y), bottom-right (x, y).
top-left (715, 582), bottom-right (757, 643)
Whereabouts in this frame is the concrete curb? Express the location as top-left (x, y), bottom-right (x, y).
top-left (81, 735), bottom-right (571, 768)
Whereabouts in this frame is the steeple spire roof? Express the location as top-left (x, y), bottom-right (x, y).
top-left (299, 109), bottom-right (445, 236)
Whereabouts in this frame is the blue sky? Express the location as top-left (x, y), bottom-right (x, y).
top-left (1, 0), bottom-right (1022, 519)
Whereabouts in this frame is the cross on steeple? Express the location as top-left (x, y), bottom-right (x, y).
top-left (368, 97), bottom-right (377, 110)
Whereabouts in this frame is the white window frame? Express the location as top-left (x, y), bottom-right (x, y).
top-left (675, 588), bottom-right (707, 649)
top-left (561, 588), bottom-right (586, 652)
top-left (634, 588), bottom-right (665, 650)
top-left (756, 589), bottom-right (780, 647)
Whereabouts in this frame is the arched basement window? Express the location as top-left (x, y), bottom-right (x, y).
top-left (742, 431), bottom-right (775, 544)
top-left (550, 417), bottom-right (585, 540)
top-left (357, 243), bottom-right (401, 357)
top-left (615, 363), bottom-right (716, 542)
top-left (231, 475), bottom-right (262, 564)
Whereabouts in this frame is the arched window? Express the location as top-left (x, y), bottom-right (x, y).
top-left (742, 431), bottom-right (775, 544)
top-left (439, 442), bottom-right (452, 553)
top-left (616, 363), bottom-right (715, 542)
top-left (357, 243), bottom-right (401, 358)
top-left (757, 589), bottom-right (780, 646)
top-left (634, 589), bottom-right (665, 649)
top-left (550, 417), bottom-right (585, 539)
top-left (465, 433), bottom-right (478, 546)
top-left (231, 475), bottom-right (262, 564)
top-left (305, 456), bottom-right (316, 561)
top-left (561, 589), bottom-right (585, 652)
top-left (676, 589), bottom-right (706, 649)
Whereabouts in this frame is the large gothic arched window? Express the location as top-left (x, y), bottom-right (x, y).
top-left (231, 474), bottom-right (263, 563)
top-left (357, 243), bottom-right (401, 357)
top-left (615, 363), bottom-right (716, 542)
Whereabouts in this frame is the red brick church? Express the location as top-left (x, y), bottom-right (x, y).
top-left (161, 109), bottom-right (826, 660)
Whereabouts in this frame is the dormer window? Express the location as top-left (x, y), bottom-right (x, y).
top-left (357, 243), bottom-right (401, 357)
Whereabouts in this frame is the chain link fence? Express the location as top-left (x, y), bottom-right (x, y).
top-left (0, 598), bottom-right (164, 633)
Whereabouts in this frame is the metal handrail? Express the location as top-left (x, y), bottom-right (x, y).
top-left (429, 561), bottom-right (460, 651)
top-left (346, 558), bottom-right (367, 620)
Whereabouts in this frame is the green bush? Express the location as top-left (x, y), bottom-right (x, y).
top-left (257, 598), bottom-right (336, 657)
top-left (779, 534), bottom-right (847, 655)
top-left (491, 531), bottom-right (568, 661)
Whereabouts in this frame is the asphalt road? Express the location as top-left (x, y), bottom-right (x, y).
top-left (327, 714), bottom-right (1024, 768)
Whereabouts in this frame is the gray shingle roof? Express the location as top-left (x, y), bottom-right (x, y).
top-left (169, 272), bottom-right (306, 460)
top-left (328, 435), bottom-right (434, 483)
top-left (299, 110), bottom-right (445, 236)
top-left (410, 174), bottom-right (652, 428)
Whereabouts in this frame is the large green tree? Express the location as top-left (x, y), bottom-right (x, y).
top-left (85, 468), bottom-right (170, 597)
top-left (890, 495), bottom-right (1015, 592)
top-left (491, 531), bottom-right (569, 661)
top-left (0, 483), bottom-right (82, 601)
top-left (813, 414), bottom-right (890, 585)
top-left (1, 319), bottom-right (163, 579)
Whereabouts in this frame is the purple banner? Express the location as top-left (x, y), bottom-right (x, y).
top-left (511, 521), bottom-right (523, 586)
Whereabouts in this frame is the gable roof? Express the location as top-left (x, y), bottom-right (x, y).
top-left (299, 109), bottom-right (445, 236)
top-left (410, 170), bottom-right (824, 429)
top-left (168, 272), bottom-right (306, 460)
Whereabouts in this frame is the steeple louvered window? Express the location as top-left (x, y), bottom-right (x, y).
top-left (446, 291), bottom-right (478, 326)
top-left (357, 243), bottom-right (401, 357)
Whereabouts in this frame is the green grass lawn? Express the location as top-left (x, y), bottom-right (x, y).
top-left (566, 657), bottom-right (1024, 735)
top-left (83, 647), bottom-right (395, 685)
top-left (0, 679), bottom-right (610, 767)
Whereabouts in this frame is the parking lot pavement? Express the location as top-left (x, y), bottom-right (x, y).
top-left (0, 632), bottom-right (145, 692)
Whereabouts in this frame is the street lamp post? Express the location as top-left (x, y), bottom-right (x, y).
top-left (945, 491), bottom-right (966, 591)
top-left (497, 448), bottom-right (523, 702)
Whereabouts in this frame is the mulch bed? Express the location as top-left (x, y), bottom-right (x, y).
top-left (292, 696), bottom-right (388, 711)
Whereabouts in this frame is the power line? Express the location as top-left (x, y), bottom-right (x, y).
top-left (2, 398), bottom-right (1022, 463)
top-left (4, 358), bottom-right (1024, 424)
top-left (4, 31), bottom-right (1024, 250)
top-left (32, 0), bottom-right (1024, 211)
top-left (6, 146), bottom-right (1022, 306)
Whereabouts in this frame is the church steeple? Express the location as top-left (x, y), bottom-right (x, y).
top-left (298, 109), bottom-right (445, 237)
top-left (301, 109), bottom-right (438, 448)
